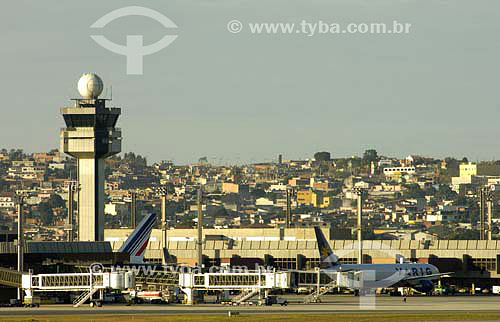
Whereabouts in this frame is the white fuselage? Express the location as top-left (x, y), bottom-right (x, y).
top-left (323, 263), bottom-right (440, 288)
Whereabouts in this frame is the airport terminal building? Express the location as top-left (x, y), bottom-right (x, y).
top-left (105, 227), bottom-right (500, 287)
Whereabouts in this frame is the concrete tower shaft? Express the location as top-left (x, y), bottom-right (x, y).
top-left (60, 92), bottom-right (122, 241)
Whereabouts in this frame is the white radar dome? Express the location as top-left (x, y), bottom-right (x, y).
top-left (77, 73), bottom-right (103, 99)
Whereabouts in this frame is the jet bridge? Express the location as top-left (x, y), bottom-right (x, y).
top-left (0, 267), bottom-right (23, 288)
top-left (7, 268), bottom-right (293, 307)
top-left (21, 270), bottom-right (134, 307)
top-left (178, 270), bottom-right (290, 304)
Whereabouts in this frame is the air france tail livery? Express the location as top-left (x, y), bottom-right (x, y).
top-left (314, 227), bottom-right (450, 294)
top-left (119, 213), bottom-right (157, 264)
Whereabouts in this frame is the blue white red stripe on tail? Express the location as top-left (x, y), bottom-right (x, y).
top-left (118, 213), bottom-right (157, 264)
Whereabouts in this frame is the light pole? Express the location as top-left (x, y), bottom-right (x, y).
top-left (16, 194), bottom-right (25, 301)
top-left (487, 185), bottom-right (496, 241)
top-left (479, 187), bottom-right (485, 240)
top-left (286, 186), bottom-right (292, 229)
top-left (197, 185), bottom-right (204, 269)
top-left (65, 180), bottom-right (79, 242)
top-left (353, 188), bottom-right (364, 264)
top-left (487, 196), bottom-right (493, 241)
top-left (158, 186), bottom-right (168, 265)
top-left (479, 186), bottom-right (495, 240)
top-left (130, 191), bottom-right (137, 229)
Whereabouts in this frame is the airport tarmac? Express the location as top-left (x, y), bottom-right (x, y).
top-left (1, 296), bottom-right (500, 317)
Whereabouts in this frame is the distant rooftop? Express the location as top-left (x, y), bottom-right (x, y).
top-left (0, 241), bottom-right (112, 254)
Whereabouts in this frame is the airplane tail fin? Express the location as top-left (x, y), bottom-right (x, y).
top-left (119, 213), bottom-right (157, 264)
top-left (314, 226), bottom-right (339, 269)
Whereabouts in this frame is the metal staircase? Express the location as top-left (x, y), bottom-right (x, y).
top-left (73, 288), bottom-right (99, 307)
top-left (232, 289), bottom-right (259, 304)
top-left (304, 280), bottom-right (337, 303)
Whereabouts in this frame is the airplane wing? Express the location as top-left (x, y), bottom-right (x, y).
top-left (403, 272), bottom-right (454, 281)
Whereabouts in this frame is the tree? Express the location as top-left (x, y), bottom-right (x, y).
top-left (455, 195), bottom-right (468, 205)
top-left (452, 229), bottom-right (479, 240)
top-left (402, 184), bottom-right (425, 199)
top-left (424, 186), bottom-right (437, 196)
top-left (104, 165), bottom-right (113, 178)
top-left (435, 185), bottom-right (457, 201)
top-left (48, 194), bottom-right (65, 209)
top-left (314, 152), bottom-right (331, 162)
top-left (444, 157), bottom-right (459, 177)
top-left (8, 149), bottom-right (25, 160)
top-left (428, 225), bottom-right (454, 239)
top-left (123, 152), bottom-right (147, 169)
top-left (362, 149), bottom-right (378, 165)
top-left (362, 226), bottom-right (376, 240)
top-left (251, 188), bottom-right (267, 199)
top-left (39, 202), bottom-right (53, 225)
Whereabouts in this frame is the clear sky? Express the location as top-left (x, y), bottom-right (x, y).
top-left (1, 0), bottom-right (499, 164)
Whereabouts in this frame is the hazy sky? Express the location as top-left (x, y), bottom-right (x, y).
top-left (1, 0), bottom-right (499, 164)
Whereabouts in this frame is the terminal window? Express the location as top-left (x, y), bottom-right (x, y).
top-left (338, 258), bottom-right (357, 264)
top-left (274, 258), bottom-right (297, 269)
top-left (305, 258), bottom-right (321, 269)
top-left (472, 258), bottom-right (496, 271)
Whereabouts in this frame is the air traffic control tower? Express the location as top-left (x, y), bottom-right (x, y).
top-left (60, 73), bottom-right (121, 241)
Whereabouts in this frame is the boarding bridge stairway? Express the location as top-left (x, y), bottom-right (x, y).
top-left (232, 289), bottom-right (259, 304)
top-left (73, 288), bottom-right (99, 307)
top-left (304, 280), bottom-right (337, 303)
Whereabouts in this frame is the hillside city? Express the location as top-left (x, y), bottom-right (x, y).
top-left (1, 148), bottom-right (499, 242)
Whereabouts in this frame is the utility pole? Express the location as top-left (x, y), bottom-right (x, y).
top-left (130, 192), bottom-right (137, 229)
top-left (197, 186), bottom-right (203, 268)
top-left (353, 188), bottom-right (363, 264)
top-left (487, 197), bottom-right (493, 241)
top-left (65, 181), bottom-right (78, 242)
top-left (68, 183), bottom-right (74, 242)
top-left (487, 185), bottom-right (496, 241)
top-left (16, 196), bottom-right (24, 301)
top-left (286, 187), bottom-right (291, 229)
top-left (160, 187), bottom-right (168, 265)
top-left (480, 188), bottom-right (485, 240)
